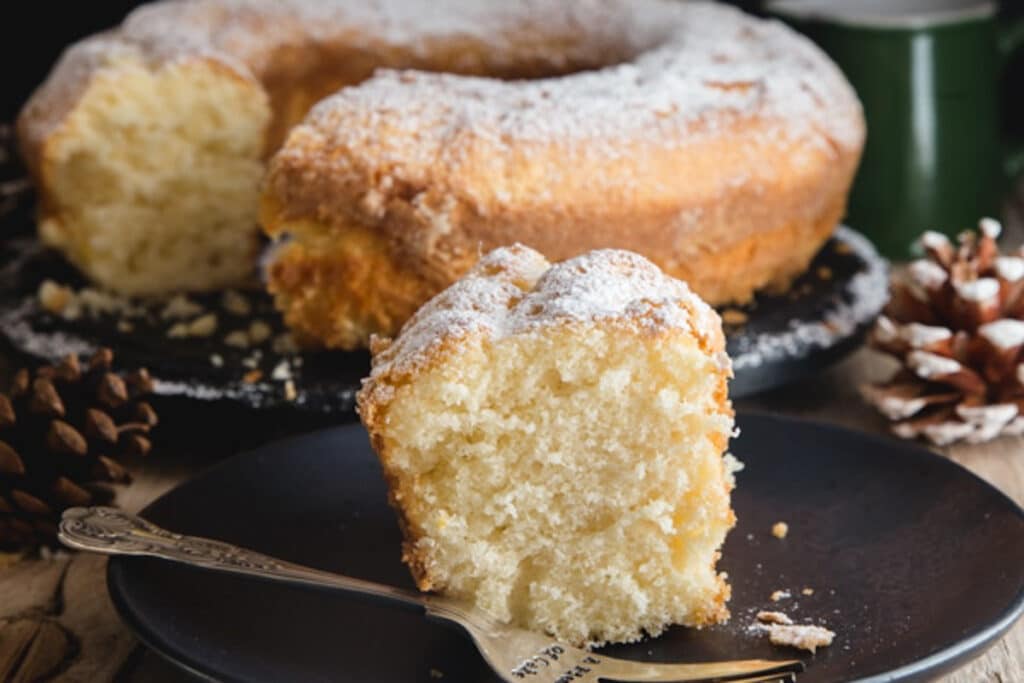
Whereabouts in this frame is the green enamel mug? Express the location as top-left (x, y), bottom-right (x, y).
top-left (766, 0), bottom-right (1024, 258)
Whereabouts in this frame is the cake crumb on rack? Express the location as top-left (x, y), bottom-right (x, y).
top-left (248, 319), bottom-right (273, 344)
top-left (224, 330), bottom-right (251, 348)
top-left (167, 322), bottom-right (189, 338)
top-left (168, 313), bottom-right (218, 338)
top-left (720, 308), bottom-right (748, 325)
top-left (38, 279), bottom-right (74, 314)
top-left (161, 294), bottom-right (203, 320)
top-left (188, 313), bottom-right (218, 337)
top-left (38, 281), bottom-right (142, 321)
top-left (271, 360), bottom-right (293, 381)
top-left (272, 333), bottom-right (300, 354)
top-left (221, 289), bottom-right (252, 316)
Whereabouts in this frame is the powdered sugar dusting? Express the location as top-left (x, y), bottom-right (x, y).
top-left (995, 256), bottom-right (1024, 282)
top-left (957, 403), bottom-right (1018, 424)
top-left (118, 0), bottom-right (650, 70)
top-left (875, 394), bottom-right (927, 421)
top-left (907, 421), bottom-right (974, 446)
top-left (30, 0), bottom-right (865, 153)
top-left (0, 298), bottom-right (96, 359)
top-left (956, 403), bottom-right (1020, 443)
top-left (288, 0), bottom-right (863, 167)
top-left (900, 323), bottom-right (951, 348)
top-left (979, 319), bottom-right (1024, 349)
top-left (908, 259), bottom-right (948, 290)
top-left (979, 217), bottom-right (1002, 239)
top-left (24, 0), bottom-right (863, 211)
top-left (955, 278), bottom-right (999, 303)
top-left (907, 350), bottom-right (961, 379)
top-left (919, 231), bottom-right (952, 252)
top-left (367, 244), bottom-right (726, 381)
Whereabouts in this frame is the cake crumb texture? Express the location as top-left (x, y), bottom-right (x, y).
top-left (359, 245), bottom-right (736, 646)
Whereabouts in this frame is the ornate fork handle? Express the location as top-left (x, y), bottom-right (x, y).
top-left (59, 506), bottom-right (427, 613)
top-left (61, 507), bottom-right (804, 683)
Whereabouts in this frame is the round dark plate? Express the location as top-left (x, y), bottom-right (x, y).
top-left (107, 413), bottom-right (1024, 683)
top-left (723, 226), bottom-right (887, 397)
top-left (0, 224), bottom-right (885, 410)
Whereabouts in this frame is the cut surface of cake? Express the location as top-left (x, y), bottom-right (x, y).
top-left (357, 244), bottom-right (737, 646)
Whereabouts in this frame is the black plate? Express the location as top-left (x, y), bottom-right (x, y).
top-left (0, 220), bottom-right (886, 411)
top-left (107, 413), bottom-right (1024, 683)
top-left (722, 226), bottom-right (887, 397)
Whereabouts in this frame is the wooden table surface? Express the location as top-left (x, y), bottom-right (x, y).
top-left (2, 194), bottom-right (1023, 682)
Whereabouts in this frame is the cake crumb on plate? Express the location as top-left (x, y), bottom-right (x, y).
top-left (752, 611), bottom-right (836, 653)
top-left (756, 611), bottom-right (793, 625)
top-left (772, 521), bottom-right (789, 538)
top-left (767, 623), bottom-right (835, 653)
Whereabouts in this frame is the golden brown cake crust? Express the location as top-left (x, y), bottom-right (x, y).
top-left (18, 0), bottom-right (623, 164)
top-left (261, 1), bottom-right (864, 348)
top-left (266, 195), bottom-right (847, 349)
top-left (19, 0), bottom-right (863, 318)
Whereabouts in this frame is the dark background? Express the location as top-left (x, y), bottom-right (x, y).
top-left (2, 1), bottom-right (1022, 125)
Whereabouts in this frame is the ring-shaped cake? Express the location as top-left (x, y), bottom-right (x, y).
top-left (18, 0), bottom-right (864, 349)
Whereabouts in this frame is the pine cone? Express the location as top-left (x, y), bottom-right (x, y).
top-left (862, 218), bottom-right (1024, 446)
top-left (0, 348), bottom-right (158, 548)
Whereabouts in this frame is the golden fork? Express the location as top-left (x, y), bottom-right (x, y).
top-left (59, 507), bottom-right (803, 683)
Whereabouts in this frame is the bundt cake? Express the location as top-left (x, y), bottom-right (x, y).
top-left (260, 0), bottom-right (864, 349)
top-left (357, 245), bottom-right (737, 646)
top-left (20, 0), bottom-right (863, 334)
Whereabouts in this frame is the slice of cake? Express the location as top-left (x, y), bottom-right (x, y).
top-left (357, 245), bottom-right (736, 646)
